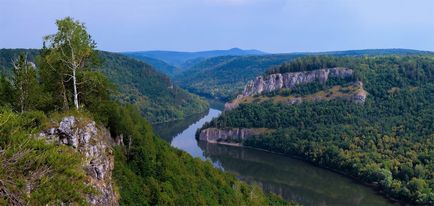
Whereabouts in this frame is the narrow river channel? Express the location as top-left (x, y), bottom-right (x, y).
top-left (153, 109), bottom-right (398, 206)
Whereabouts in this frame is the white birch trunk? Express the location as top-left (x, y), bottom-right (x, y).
top-left (72, 67), bottom-right (79, 109)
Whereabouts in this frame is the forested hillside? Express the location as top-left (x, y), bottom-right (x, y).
top-left (201, 55), bottom-right (434, 205)
top-left (175, 49), bottom-right (432, 101)
top-left (175, 54), bottom-right (305, 101)
top-left (124, 47), bottom-right (265, 68)
top-left (0, 17), bottom-right (292, 205)
top-left (119, 54), bottom-right (181, 77)
top-left (96, 51), bottom-right (208, 123)
top-left (0, 49), bottom-right (208, 123)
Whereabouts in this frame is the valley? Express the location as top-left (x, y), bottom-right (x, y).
top-left (2, 1), bottom-right (434, 205)
top-left (198, 55), bottom-right (434, 205)
top-left (155, 108), bottom-right (398, 206)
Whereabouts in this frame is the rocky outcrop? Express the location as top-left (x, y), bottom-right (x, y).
top-left (39, 116), bottom-right (118, 206)
top-left (199, 128), bottom-right (267, 143)
top-left (225, 68), bottom-right (363, 110)
top-left (242, 67), bottom-right (353, 97)
top-left (351, 81), bottom-right (368, 103)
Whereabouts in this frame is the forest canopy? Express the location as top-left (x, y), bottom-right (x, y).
top-left (203, 55), bottom-right (434, 205)
top-left (0, 17), bottom-right (291, 205)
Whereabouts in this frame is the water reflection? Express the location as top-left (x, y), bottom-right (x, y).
top-left (153, 111), bottom-right (210, 142)
top-left (154, 109), bottom-right (221, 159)
top-left (199, 142), bottom-right (397, 206)
top-left (154, 109), bottom-right (397, 206)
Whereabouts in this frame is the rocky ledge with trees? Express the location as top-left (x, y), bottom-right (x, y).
top-left (0, 17), bottom-right (294, 205)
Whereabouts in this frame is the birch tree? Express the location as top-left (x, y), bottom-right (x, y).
top-left (43, 17), bottom-right (96, 110)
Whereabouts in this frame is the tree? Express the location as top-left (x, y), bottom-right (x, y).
top-left (0, 75), bottom-right (14, 107)
top-left (39, 45), bottom-right (70, 111)
top-left (43, 17), bottom-right (97, 110)
top-left (12, 53), bottom-right (43, 112)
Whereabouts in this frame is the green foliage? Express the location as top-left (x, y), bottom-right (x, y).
top-left (175, 54), bottom-right (305, 101)
top-left (123, 55), bottom-right (181, 77)
top-left (108, 104), bottom-right (293, 206)
top-left (96, 51), bottom-right (208, 123)
top-left (0, 17), bottom-right (290, 206)
top-left (42, 17), bottom-right (98, 110)
top-left (204, 55), bottom-right (434, 205)
top-left (0, 48), bottom-right (209, 123)
top-left (12, 53), bottom-right (48, 112)
top-left (0, 76), bottom-right (13, 107)
top-left (266, 56), bottom-right (341, 74)
top-left (0, 49), bottom-right (39, 76)
top-left (175, 49), bottom-right (432, 101)
top-left (0, 108), bottom-right (91, 205)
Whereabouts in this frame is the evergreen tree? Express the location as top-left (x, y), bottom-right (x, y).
top-left (0, 75), bottom-right (14, 107)
top-left (12, 53), bottom-right (44, 112)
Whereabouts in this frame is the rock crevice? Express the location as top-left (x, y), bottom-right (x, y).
top-left (39, 116), bottom-right (118, 206)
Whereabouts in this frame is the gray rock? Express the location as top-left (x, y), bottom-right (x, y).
top-left (243, 68), bottom-right (353, 97)
top-left (39, 116), bottom-right (118, 205)
top-left (225, 67), bottom-right (362, 110)
top-left (199, 128), bottom-right (266, 143)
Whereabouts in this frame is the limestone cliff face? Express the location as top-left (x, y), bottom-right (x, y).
top-left (225, 68), bottom-right (363, 110)
top-left (199, 128), bottom-right (267, 143)
top-left (39, 116), bottom-right (118, 206)
top-left (243, 67), bottom-right (353, 97)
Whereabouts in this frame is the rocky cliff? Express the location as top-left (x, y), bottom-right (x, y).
top-left (199, 128), bottom-right (268, 144)
top-left (39, 116), bottom-right (118, 205)
top-left (225, 68), bottom-right (366, 110)
top-left (243, 67), bottom-right (353, 97)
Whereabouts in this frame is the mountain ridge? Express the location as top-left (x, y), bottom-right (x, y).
top-left (174, 48), bottom-right (433, 101)
top-left (123, 47), bottom-right (267, 68)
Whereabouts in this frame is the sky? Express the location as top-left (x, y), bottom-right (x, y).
top-left (1, 0), bottom-right (434, 53)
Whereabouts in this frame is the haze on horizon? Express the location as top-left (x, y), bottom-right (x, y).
top-left (1, 0), bottom-right (433, 53)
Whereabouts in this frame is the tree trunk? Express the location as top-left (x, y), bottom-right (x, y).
top-left (19, 83), bottom-right (24, 113)
top-left (72, 68), bottom-right (79, 109)
top-left (61, 77), bottom-right (69, 111)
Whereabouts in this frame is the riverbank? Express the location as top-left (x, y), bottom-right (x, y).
top-left (202, 140), bottom-right (404, 206)
top-left (156, 108), bottom-right (398, 205)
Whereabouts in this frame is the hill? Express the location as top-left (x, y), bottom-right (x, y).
top-left (0, 49), bottom-right (208, 123)
top-left (119, 55), bottom-right (181, 77)
top-left (0, 57), bottom-right (291, 206)
top-left (123, 47), bottom-right (266, 68)
top-left (200, 55), bottom-right (434, 205)
top-left (175, 49), bottom-right (433, 101)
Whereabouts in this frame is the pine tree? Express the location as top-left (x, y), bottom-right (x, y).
top-left (12, 53), bottom-right (42, 112)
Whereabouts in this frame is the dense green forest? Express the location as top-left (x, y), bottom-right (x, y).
top-left (120, 54), bottom-right (182, 77)
top-left (0, 17), bottom-right (293, 205)
top-left (202, 55), bottom-right (434, 205)
top-left (174, 49), bottom-right (432, 101)
top-left (0, 49), bottom-right (208, 123)
top-left (95, 51), bottom-right (208, 123)
top-left (174, 54), bottom-right (305, 101)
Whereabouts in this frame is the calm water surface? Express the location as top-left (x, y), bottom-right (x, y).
top-left (154, 109), bottom-right (398, 206)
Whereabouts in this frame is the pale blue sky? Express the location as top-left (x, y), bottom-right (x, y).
top-left (1, 0), bottom-right (433, 53)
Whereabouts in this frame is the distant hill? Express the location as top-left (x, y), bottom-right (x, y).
top-left (123, 48), bottom-right (266, 68)
top-left (125, 55), bottom-right (181, 78)
top-left (174, 49), bottom-right (433, 101)
top-left (0, 49), bottom-right (208, 123)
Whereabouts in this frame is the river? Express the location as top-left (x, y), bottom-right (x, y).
top-left (153, 109), bottom-right (398, 206)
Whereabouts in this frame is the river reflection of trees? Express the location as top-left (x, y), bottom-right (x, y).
top-left (153, 111), bottom-right (208, 142)
top-left (155, 109), bottom-right (396, 206)
top-left (199, 142), bottom-right (396, 206)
